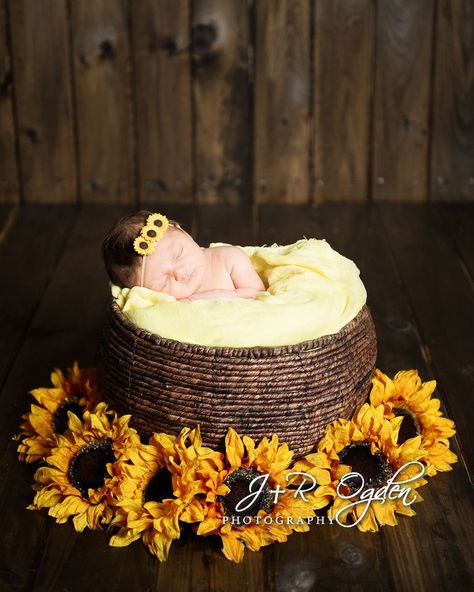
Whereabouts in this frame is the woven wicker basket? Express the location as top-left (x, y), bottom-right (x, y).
top-left (98, 301), bottom-right (377, 458)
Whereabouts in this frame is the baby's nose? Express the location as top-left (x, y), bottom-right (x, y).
top-left (174, 266), bottom-right (190, 281)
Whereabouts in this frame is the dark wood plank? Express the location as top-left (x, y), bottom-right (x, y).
top-left (433, 203), bottom-right (474, 281)
top-left (431, 0), bottom-right (474, 202)
top-left (192, 0), bottom-right (252, 204)
top-left (0, 202), bottom-right (15, 240)
top-left (313, 0), bottom-right (373, 204)
top-left (130, 0), bottom-right (193, 204)
top-left (196, 203), bottom-right (258, 247)
top-left (71, 0), bottom-right (134, 204)
top-left (365, 203), bottom-right (474, 590)
top-left (372, 0), bottom-right (434, 202)
top-left (260, 204), bottom-right (474, 590)
top-left (376, 203), bottom-right (474, 476)
top-left (0, 205), bottom-right (77, 390)
top-left (254, 0), bottom-right (311, 204)
top-left (0, 0), bottom-right (19, 203)
top-left (8, 0), bottom-right (76, 203)
top-left (32, 526), bottom-right (157, 592)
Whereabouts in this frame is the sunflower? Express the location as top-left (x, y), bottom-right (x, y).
top-left (317, 403), bottom-right (428, 532)
top-left (188, 428), bottom-right (330, 563)
top-left (140, 224), bottom-right (164, 242)
top-left (146, 213), bottom-right (169, 233)
top-left (369, 369), bottom-right (457, 476)
top-left (108, 426), bottom-right (220, 561)
top-left (287, 451), bottom-right (340, 513)
top-left (27, 403), bottom-right (141, 532)
top-left (15, 362), bottom-right (101, 463)
top-left (133, 236), bottom-right (155, 256)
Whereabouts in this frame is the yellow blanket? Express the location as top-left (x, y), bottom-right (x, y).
top-left (111, 238), bottom-right (367, 347)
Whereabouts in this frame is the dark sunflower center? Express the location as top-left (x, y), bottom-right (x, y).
top-left (143, 468), bottom-right (174, 504)
top-left (218, 467), bottom-right (274, 522)
top-left (68, 439), bottom-right (115, 498)
top-left (339, 442), bottom-right (394, 494)
top-left (393, 407), bottom-right (420, 443)
top-left (53, 400), bottom-right (84, 435)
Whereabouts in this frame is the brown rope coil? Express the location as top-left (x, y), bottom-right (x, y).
top-left (98, 300), bottom-right (377, 458)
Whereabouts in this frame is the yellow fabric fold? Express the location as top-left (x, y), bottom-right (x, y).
top-left (111, 238), bottom-right (367, 347)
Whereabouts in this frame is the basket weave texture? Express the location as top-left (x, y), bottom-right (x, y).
top-left (98, 301), bottom-right (377, 458)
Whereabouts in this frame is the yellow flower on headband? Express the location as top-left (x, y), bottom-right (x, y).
top-left (133, 213), bottom-right (169, 256)
top-left (146, 213), bottom-right (169, 233)
top-left (141, 225), bottom-right (164, 241)
top-left (133, 236), bottom-right (156, 256)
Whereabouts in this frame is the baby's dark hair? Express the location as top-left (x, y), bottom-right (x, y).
top-left (101, 210), bottom-right (183, 288)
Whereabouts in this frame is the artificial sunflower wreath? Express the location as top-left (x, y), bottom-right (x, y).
top-left (14, 362), bottom-right (458, 563)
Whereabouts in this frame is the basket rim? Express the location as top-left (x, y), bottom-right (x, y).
top-left (107, 299), bottom-right (374, 358)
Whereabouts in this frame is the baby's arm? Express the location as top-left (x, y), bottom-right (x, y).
top-left (180, 248), bottom-right (266, 301)
top-left (184, 288), bottom-right (260, 301)
top-left (227, 248), bottom-right (266, 292)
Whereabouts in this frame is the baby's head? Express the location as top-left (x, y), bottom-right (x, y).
top-left (102, 210), bottom-right (207, 299)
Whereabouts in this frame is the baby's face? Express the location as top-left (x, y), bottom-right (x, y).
top-left (138, 227), bottom-right (207, 299)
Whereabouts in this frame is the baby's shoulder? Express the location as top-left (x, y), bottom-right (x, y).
top-left (209, 245), bottom-right (246, 271)
top-left (209, 245), bottom-right (243, 258)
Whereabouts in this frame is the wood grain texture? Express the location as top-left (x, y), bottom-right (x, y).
top-left (254, 0), bottom-right (311, 204)
top-left (0, 0), bottom-right (19, 203)
top-left (372, 0), bottom-right (434, 202)
top-left (192, 0), bottom-right (252, 205)
top-left (156, 526), bottom-right (267, 592)
top-left (377, 203), bottom-right (474, 477)
top-left (71, 0), bottom-right (134, 204)
top-left (431, 0), bottom-right (474, 202)
top-left (130, 0), bottom-right (193, 204)
top-left (8, 0), bottom-right (76, 203)
top-left (313, 0), bottom-right (373, 204)
top-left (196, 203), bottom-right (258, 246)
top-left (0, 205), bottom-right (76, 391)
top-left (0, 202), bottom-right (15, 240)
top-left (434, 203), bottom-right (474, 279)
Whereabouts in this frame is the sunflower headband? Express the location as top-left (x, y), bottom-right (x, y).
top-left (133, 213), bottom-right (169, 287)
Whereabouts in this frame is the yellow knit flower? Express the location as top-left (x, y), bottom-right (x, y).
top-left (369, 369), bottom-right (457, 476)
top-left (146, 213), bottom-right (169, 233)
top-left (109, 426), bottom-right (219, 561)
top-left (189, 428), bottom-right (328, 563)
top-left (140, 224), bottom-right (164, 242)
top-left (133, 236), bottom-right (155, 256)
top-left (15, 362), bottom-right (101, 463)
top-left (317, 403), bottom-right (428, 532)
top-left (27, 403), bottom-right (141, 532)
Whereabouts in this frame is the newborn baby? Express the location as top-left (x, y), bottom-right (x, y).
top-left (102, 210), bottom-right (266, 301)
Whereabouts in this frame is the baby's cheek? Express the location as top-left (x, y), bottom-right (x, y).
top-left (169, 284), bottom-right (193, 299)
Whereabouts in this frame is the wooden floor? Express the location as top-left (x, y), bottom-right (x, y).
top-left (0, 203), bottom-right (472, 592)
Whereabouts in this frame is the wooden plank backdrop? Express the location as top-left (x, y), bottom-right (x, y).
top-left (0, 0), bottom-right (473, 205)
